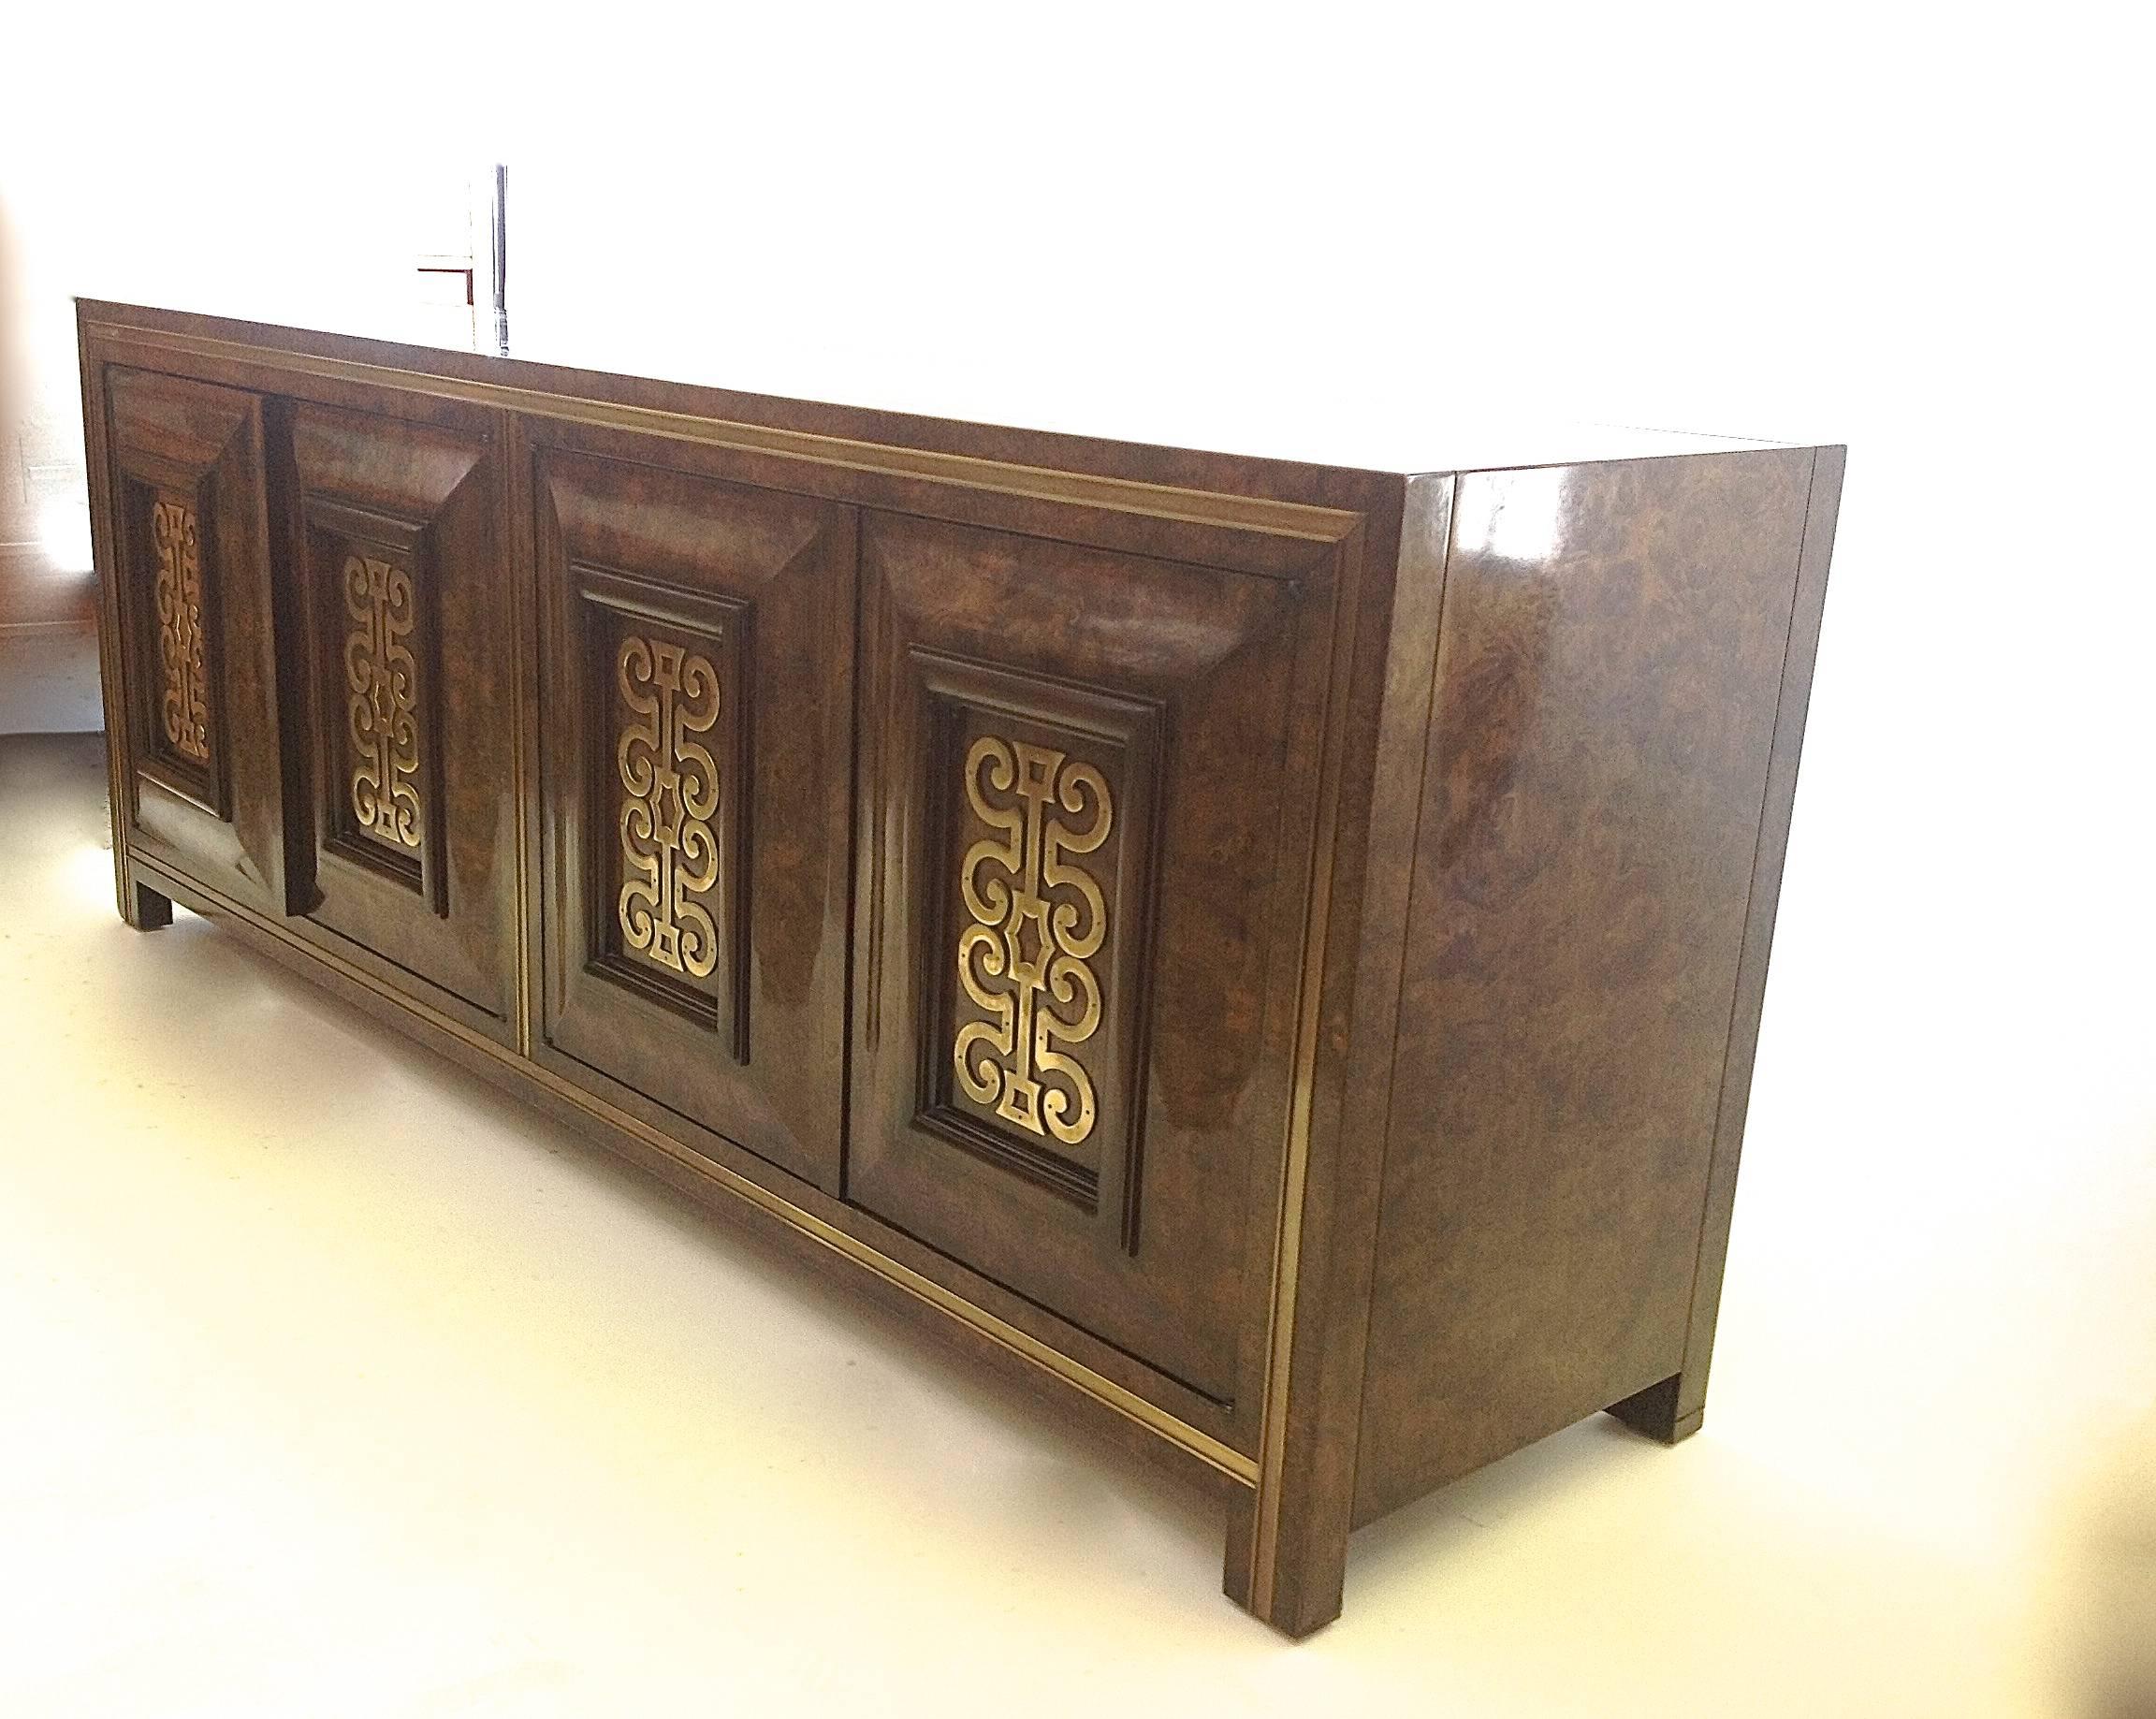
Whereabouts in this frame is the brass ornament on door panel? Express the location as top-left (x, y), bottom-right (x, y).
top-left (151, 499), bottom-right (210, 762)
top-left (616, 634), bottom-right (722, 979)
top-left (342, 553), bottom-right (425, 851)
top-left (954, 736), bottom-right (1112, 1147)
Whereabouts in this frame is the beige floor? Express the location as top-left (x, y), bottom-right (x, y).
top-left (1, 715), bottom-right (2149, 1716)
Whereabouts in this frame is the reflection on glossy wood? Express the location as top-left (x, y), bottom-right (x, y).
top-left (80, 299), bottom-right (1842, 1639)
top-left (533, 437), bottom-right (848, 1189)
top-left (289, 398), bottom-right (510, 1007)
top-left (1354, 450), bottom-right (1818, 1527)
top-left (103, 364), bottom-right (283, 908)
top-left (850, 509), bottom-right (1324, 1406)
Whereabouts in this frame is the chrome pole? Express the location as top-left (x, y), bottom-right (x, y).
top-left (489, 164), bottom-right (509, 357)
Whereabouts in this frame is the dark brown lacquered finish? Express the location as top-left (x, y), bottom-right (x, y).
top-left (77, 298), bottom-right (1842, 1638)
top-left (1348, 448), bottom-right (1828, 1527)
top-left (532, 429), bottom-right (855, 1189)
top-left (282, 392), bottom-right (519, 1034)
top-left (849, 511), bottom-right (1334, 1406)
top-left (100, 366), bottom-right (291, 915)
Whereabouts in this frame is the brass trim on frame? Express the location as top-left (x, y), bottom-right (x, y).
top-left (499, 410), bottom-right (537, 1061)
top-left (1244, 526), bottom-right (1364, 1616)
top-left (125, 847), bottom-right (1258, 1490)
top-left (83, 314), bottom-right (1405, 1591)
top-left (84, 321), bottom-right (1362, 548)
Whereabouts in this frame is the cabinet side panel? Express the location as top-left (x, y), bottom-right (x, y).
top-left (1671, 445), bottom-right (1843, 1424)
top-left (1355, 447), bottom-right (1820, 1522)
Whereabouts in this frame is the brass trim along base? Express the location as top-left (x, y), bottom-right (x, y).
top-left (125, 846), bottom-right (1259, 1488)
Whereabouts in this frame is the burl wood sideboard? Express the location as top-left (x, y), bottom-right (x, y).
top-left (76, 298), bottom-right (1842, 1636)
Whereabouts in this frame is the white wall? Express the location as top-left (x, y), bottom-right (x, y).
top-left (7, 0), bottom-right (2149, 1348)
top-left (13, 0), bottom-right (2140, 1071)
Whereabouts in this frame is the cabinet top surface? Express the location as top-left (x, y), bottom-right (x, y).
top-left (77, 297), bottom-right (1815, 480)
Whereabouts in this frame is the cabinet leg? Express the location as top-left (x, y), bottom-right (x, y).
top-left (124, 880), bottom-right (173, 931)
top-left (1606, 1372), bottom-right (1704, 1444)
top-left (1223, 1490), bottom-right (1257, 1611)
top-left (1222, 1487), bottom-right (1349, 1639)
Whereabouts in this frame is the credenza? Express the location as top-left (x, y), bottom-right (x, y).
top-left (76, 299), bottom-right (1842, 1635)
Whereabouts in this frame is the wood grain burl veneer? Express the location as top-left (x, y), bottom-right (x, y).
top-left (78, 298), bottom-right (1841, 1636)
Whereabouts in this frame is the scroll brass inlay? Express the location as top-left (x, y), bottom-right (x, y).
top-left (342, 554), bottom-right (424, 851)
top-left (954, 736), bottom-right (1113, 1147)
top-left (151, 499), bottom-right (210, 762)
top-left (617, 634), bottom-right (722, 978)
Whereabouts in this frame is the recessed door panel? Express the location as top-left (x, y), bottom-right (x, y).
top-left (288, 401), bottom-right (516, 1023)
top-left (535, 444), bottom-right (854, 1190)
top-left (105, 368), bottom-right (290, 912)
top-left (850, 512), bottom-right (1334, 1402)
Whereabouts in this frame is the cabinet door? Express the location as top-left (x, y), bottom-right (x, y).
top-left (286, 401), bottom-right (517, 1025)
top-left (850, 512), bottom-right (1333, 1402)
top-left (105, 368), bottom-right (291, 912)
top-left (535, 444), bottom-right (854, 1190)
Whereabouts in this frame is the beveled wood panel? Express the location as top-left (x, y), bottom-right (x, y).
top-left (534, 442), bottom-right (854, 1191)
top-left (848, 511), bottom-right (1336, 1403)
top-left (284, 398), bottom-right (516, 1023)
top-left (104, 366), bottom-right (290, 914)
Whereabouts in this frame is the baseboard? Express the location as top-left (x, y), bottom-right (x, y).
top-left (0, 539), bottom-right (97, 635)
